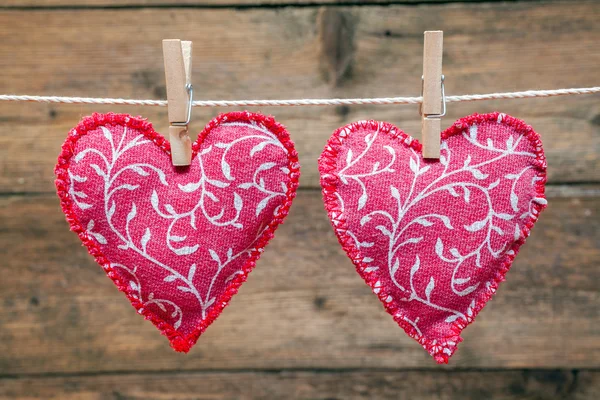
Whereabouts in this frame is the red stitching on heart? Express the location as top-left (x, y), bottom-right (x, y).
top-left (55, 111), bottom-right (300, 352)
top-left (318, 112), bottom-right (546, 363)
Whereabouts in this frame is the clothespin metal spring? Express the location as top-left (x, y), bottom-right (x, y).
top-left (171, 83), bottom-right (193, 127)
top-left (420, 75), bottom-right (446, 119)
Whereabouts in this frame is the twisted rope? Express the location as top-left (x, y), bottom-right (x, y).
top-left (0, 87), bottom-right (598, 108)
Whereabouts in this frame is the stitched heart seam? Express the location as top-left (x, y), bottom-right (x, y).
top-left (55, 112), bottom-right (300, 352)
top-left (319, 112), bottom-right (547, 363)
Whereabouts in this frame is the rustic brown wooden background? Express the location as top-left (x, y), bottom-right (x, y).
top-left (0, 0), bottom-right (599, 398)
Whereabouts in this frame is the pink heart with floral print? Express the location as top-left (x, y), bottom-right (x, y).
top-left (55, 112), bottom-right (299, 352)
top-left (319, 112), bottom-right (547, 363)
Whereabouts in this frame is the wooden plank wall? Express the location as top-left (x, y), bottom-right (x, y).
top-left (0, 0), bottom-right (599, 399)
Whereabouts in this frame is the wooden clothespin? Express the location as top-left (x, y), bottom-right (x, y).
top-left (421, 31), bottom-right (445, 159)
top-left (163, 39), bottom-right (193, 166)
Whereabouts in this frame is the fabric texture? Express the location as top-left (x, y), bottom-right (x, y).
top-left (319, 112), bottom-right (547, 363)
top-left (55, 112), bottom-right (300, 352)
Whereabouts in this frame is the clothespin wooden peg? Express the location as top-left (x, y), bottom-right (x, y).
top-left (421, 31), bottom-right (445, 159)
top-left (163, 39), bottom-right (193, 166)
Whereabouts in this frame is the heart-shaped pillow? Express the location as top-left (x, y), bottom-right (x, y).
top-left (319, 112), bottom-right (547, 363)
top-left (55, 112), bottom-right (299, 352)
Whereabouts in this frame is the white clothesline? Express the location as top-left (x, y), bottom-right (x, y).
top-left (0, 87), bottom-right (598, 108)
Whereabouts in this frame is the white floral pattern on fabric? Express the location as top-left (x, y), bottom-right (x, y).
top-left (56, 112), bottom-right (299, 352)
top-left (319, 112), bottom-right (547, 363)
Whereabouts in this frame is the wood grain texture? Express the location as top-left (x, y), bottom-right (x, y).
top-left (1, 370), bottom-right (598, 400)
top-left (1, 1), bottom-right (599, 192)
top-left (421, 31), bottom-right (443, 115)
top-left (0, 0), bottom-right (599, 395)
top-left (0, 188), bottom-right (598, 375)
top-left (0, 0), bottom-right (547, 8)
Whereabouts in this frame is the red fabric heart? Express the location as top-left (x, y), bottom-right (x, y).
top-left (55, 112), bottom-right (299, 352)
top-left (319, 112), bottom-right (547, 363)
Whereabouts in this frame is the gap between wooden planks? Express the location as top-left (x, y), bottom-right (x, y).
top-left (0, 0), bottom-right (554, 8)
top-left (0, 1), bottom-right (599, 191)
top-left (0, 370), bottom-right (598, 399)
top-left (0, 189), bottom-right (598, 374)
